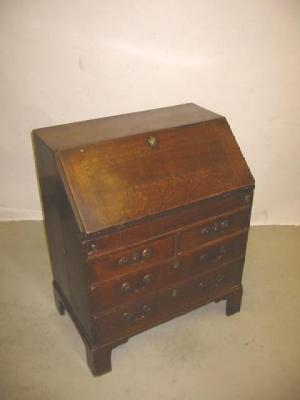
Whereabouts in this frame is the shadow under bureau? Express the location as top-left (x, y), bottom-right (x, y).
top-left (32, 103), bottom-right (254, 376)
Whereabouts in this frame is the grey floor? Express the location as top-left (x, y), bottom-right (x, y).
top-left (0, 222), bottom-right (299, 400)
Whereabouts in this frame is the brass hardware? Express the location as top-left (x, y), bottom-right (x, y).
top-left (87, 241), bottom-right (97, 255)
top-left (201, 227), bottom-right (210, 235)
top-left (122, 305), bottom-right (152, 322)
top-left (201, 219), bottom-right (230, 235)
top-left (170, 289), bottom-right (179, 297)
top-left (215, 273), bottom-right (226, 286)
top-left (118, 256), bottom-right (129, 266)
top-left (147, 135), bottom-right (158, 148)
top-left (198, 281), bottom-right (208, 289)
top-left (122, 312), bottom-right (133, 321)
top-left (143, 304), bottom-right (151, 313)
top-left (143, 274), bottom-right (153, 284)
top-left (173, 260), bottom-right (181, 269)
top-left (220, 219), bottom-right (230, 229)
top-left (132, 251), bottom-right (140, 263)
top-left (121, 282), bottom-right (131, 293)
top-left (142, 248), bottom-right (151, 258)
top-left (199, 254), bottom-right (208, 262)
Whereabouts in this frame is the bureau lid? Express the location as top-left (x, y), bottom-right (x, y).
top-left (56, 105), bottom-right (254, 234)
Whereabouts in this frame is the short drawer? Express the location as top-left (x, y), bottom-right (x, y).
top-left (159, 231), bottom-right (248, 286)
top-left (86, 188), bottom-right (253, 255)
top-left (178, 207), bottom-right (251, 252)
top-left (159, 260), bottom-right (243, 314)
top-left (87, 235), bottom-right (174, 283)
top-left (93, 260), bottom-right (243, 344)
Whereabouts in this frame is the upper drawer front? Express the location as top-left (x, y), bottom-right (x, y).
top-left (94, 260), bottom-right (243, 344)
top-left (87, 189), bottom-right (253, 256)
top-left (87, 235), bottom-right (174, 283)
top-left (178, 207), bottom-right (251, 252)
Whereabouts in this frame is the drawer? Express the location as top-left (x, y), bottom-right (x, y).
top-left (85, 188), bottom-right (253, 255)
top-left (90, 264), bottom-right (159, 312)
top-left (87, 235), bottom-right (174, 283)
top-left (159, 231), bottom-right (248, 286)
top-left (178, 207), bottom-right (251, 252)
top-left (94, 260), bottom-right (243, 344)
top-left (159, 260), bottom-right (243, 314)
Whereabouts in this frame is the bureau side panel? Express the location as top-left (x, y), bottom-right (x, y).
top-left (32, 134), bottom-right (71, 301)
top-left (32, 134), bottom-right (94, 341)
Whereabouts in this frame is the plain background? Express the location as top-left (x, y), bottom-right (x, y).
top-left (0, 0), bottom-right (299, 224)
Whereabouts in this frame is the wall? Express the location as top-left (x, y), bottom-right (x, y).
top-left (0, 0), bottom-right (299, 225)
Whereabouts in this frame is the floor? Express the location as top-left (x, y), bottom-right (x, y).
top-left (0, 222), bottom-right (299, 400)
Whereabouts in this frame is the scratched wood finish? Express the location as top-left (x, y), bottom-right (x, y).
top-left (32, 103), bottom-right (254, 376)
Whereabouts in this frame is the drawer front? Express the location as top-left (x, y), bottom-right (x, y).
top-left (94, 260), bottom-right (243, 343)
top-left (87, 235), bottom-right (174, 283)
top-left (90, 264), bottom-right (159, 312)
top-left (159, 260), bottom-right (243, 314)
top-left (159, 231), bottom-right (248, 286)
top-left (178, 207), bottom-right (251, 252)
top-left (86, 188), bottom-right (253, 255)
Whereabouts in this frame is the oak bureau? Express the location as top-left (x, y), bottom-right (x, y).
top-left (32, 103), bottom-right (255, 376)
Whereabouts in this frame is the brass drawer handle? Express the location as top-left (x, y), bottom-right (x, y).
top-left (142, 248), bottom-right (152, 258)
top-left (201, 219), bottom-right (231, 235)
top-left (199, 245), bottom-right (227, 263)
top-left (170, 288), bottom-right (180, 298)
top-left (147, 135), bottom-right (158, 148)
top-left (198, 280), bottom-right (209, 290)
top-left (121, 304), bottom-right (152, 322)
top-left (215, 273), bottom-right (226, 286)
top-left (117, 248), bottom-right (153, 267)
top-left (173, 260), bottom-right (181, 270)
top-left (120, 274), bottom-right (154, 294)
top-left (118, 256), bottom-right (129, 266)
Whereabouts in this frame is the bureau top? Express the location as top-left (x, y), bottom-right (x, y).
top-left (34, 103), bottom-right (221, 151)
top-left (33, 103), bottom-right (254, 235)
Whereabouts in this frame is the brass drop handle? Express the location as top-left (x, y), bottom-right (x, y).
top-left (173, 260), bottom-right (181, 270)
top-left (170, 288), bottom-right (180, 298)
top-left (147, 135), bottom-right (158, 148)
top-left (199, 245), bottom-right (227, 263)
top-left (117, 248), bottom-right (152, 267)
top-left (143, 274), bottom-right (153, 284)
top-left (120, 274), bottom-right (154, 294)
top-left (121, 304), bottom-right (152, 322)
top-left (201, 219), bottom-right (231, 235)
top-left (198, 280), bottom-right (209, 290)
top-left (142, 248), bottom-right (152, 259)
top-left (215, 273), bottom-right (226, 286)
top-left (118, 256), bottom-right (129, 266)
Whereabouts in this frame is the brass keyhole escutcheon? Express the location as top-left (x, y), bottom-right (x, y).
top-left (147, 135), bottom-right (158, 148)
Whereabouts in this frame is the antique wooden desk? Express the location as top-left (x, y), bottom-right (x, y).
top-left (32, 103), bottom-right (254, 376)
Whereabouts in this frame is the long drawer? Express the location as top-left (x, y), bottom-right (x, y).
top-left (84, 188), bottom-right (253, 256)
top-left (93, 260), bottom-right (243, 344)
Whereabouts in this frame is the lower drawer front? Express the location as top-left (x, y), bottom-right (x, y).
top-left (94, 260), bottom-right (243, 343)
